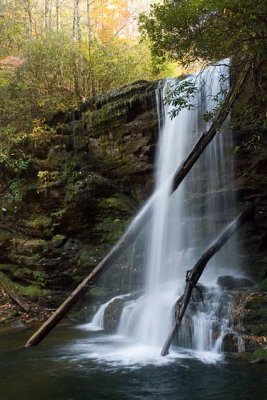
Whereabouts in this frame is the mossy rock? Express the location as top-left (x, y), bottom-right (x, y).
top-left (0, 263), bottom-right (17, 273)
top-left (97, 195), bottom-right (133, 216)
top-left (260, 279), bottom-right (267, 292)
top-left (0, 263), bottom-right (47, 287)
top-left (65, 172), bottom-right (114, 205)
top-left (26, 215), bottom-right (52, 236)
top-left (51, 234), bottom-right (66, 247)
top-left (0, 229), bottom-right (12, 247)
top-left (0, 271), bottom-right (48, 301)
top-left (243, 293), bottom-right (267, 336)
top-left (12, 238), bottom-right (47, 256)
top-left (10, 253), bottom-right (42, 269)
top-left (92, 216), bottom-right (129, 245)
top-left (89, 286), bottom-right (110, 300)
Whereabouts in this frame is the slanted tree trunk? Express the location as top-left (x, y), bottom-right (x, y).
top-left (161, 204), bottom-right (255, 357)
top-left (25, 64), bottom-right (250, 348)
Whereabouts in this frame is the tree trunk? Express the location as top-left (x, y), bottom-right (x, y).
top-left (160, 204), bottom-right (255, 357)
top-left (56, 0), bottom-right (60, 33)
top-left (25, 63), bottom-right (250, 348)
top-left (23, 0), bottom-right (33, 37)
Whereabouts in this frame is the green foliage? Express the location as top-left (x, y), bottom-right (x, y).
top-left (7, 178), bottom-right (26, 204)
top-left (234, 134), bottom-right (262, 154)
top-left (0, 3), bottom-right (171, 184)
top-left (140, 1), bottom-right (266, 126)
top-left (164, 79), bottom-right (198, 118)
top-left (139, 0), bottom-right (266, 66)
top-left (0, 126), bottom-right (31, 174)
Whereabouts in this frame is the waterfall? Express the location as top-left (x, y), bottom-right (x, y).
top-left (80, 293), bottom-right (132, 331)
top-left (87, 61), bottom-right (240, 361)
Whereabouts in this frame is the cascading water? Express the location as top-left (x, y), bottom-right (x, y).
top-left (81, 293), bottom-right (132, 331)
top-left (117, 62), bottom-right (238, 353)
top-left (80, 62), bottom-right (241, 364)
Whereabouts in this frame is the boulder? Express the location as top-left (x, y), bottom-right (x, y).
top-left (217, 275), bottom-right (254, 289)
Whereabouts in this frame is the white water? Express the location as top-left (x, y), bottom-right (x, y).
top-left (80, 293), bottom-right (132, 331)
top-left (81, 62), bottom-right (240, 364)
top-left (117, 62), bottom-right (237, 352)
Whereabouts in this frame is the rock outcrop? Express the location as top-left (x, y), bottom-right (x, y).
top-left (0, 80), bottom-right (158, 316)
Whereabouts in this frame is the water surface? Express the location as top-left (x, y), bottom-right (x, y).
top-left (0, 327), bottom-right (266, 400)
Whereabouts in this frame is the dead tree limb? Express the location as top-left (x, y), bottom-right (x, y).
top-left (160, 204), bottom-right (255, 357)
top-left (171, 63), bottom-right (250, 192)
top-left (25, 64), bottom-right (250, 348)
top-left (0, 276), bottom-right (30, 313)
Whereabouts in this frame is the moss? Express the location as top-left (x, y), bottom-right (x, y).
top-left (51, 208), bottom-right (66, 221)
top-left (72, 246), bottom-right (108, 282)
top-left (89, 286), bottom-right (110, 299)
top-left (232, 352), bottom-right (254, 361)
top-left (87, 94), bottom-right (143, 129)
top-left (11, 253), bottom-right (42, 268)
top-left (52, 234), bottom-right (66, 246)
top-left (0, 263), bottom-right (47, 286)
top-left (77, 248), bottom-right (91, 267)
top-left (93, 216), bottom-right (128, 244)
top-left (13, 238), bottom-right (47, 255)
top-left (13, 268), bottom-right (47, 287)
top-left (260, 279), bottom-right (267, 292)
top-left (253, 348), bottom-right (267, 359)
top-left (98, 195), bottom-right (132, 216)
top-left (64, 172), bottom-right (112, 205)
top-left (0, 263), bottom-right (17, 272)
top-left (0, 271), bottom-right (47, 300)
top-left (26, 215), bottom-right (52, 230)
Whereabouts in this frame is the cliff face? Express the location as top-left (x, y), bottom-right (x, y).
top-left (0, 80), bottom-right (158, 309)
top-left (0, 77), bottom-right (266, 347)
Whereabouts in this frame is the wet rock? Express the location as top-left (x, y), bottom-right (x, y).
top-left (222, 332), bottom-right (239, 352)
top-left (10, 320), bottom-right (26, 329)
top-left (103, 298), bottom-right (125, 333)
top-left (217, 275), bottom-right (254, 289)
top-left (251, 358), bottom-right (267, 364)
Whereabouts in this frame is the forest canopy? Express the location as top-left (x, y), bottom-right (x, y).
top-left (139, 0), bottom-right (266, 129)
top-left (0, 0), bottom-right (168, 131)
top-left (139, 0), bottom-right (267, 66)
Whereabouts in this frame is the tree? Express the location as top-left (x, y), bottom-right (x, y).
top-left (139, 0), bottom-right (267, 66)
top-left (139, 0), bottom-right (267, 129)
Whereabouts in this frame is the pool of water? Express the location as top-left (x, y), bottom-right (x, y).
top-left (0, 326), bottom-right (266, 400)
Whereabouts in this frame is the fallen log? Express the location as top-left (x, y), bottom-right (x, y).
top-left (160, 204), bottom-right (255, 356)
top-left (0, 274), bottom-right (30, 313)
top-left (25, 63), bottom-right (250, 348)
